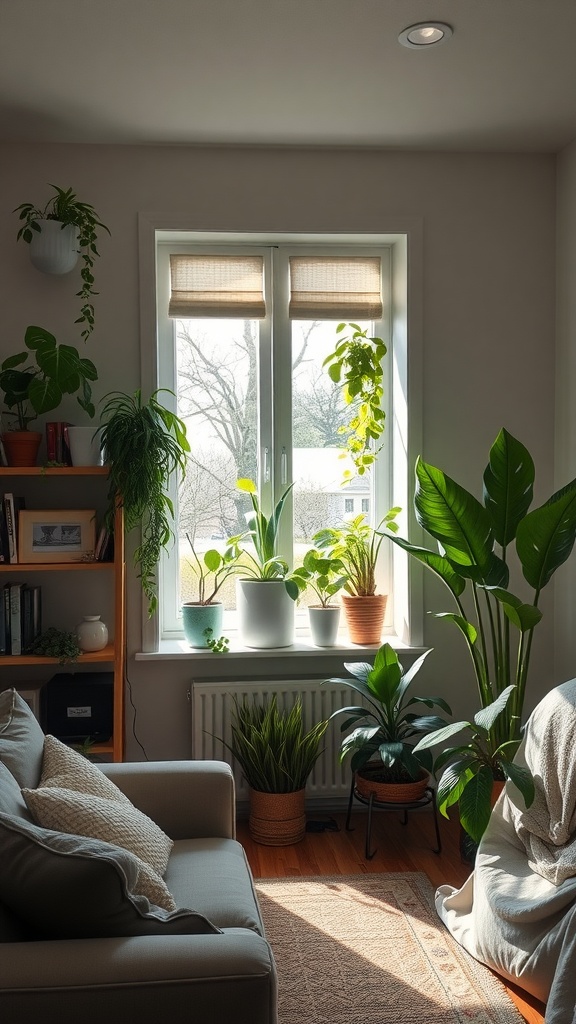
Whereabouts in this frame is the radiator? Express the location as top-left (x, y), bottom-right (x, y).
top-left (191, 678), bottom-right (364, 805)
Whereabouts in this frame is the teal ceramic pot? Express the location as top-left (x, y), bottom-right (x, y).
top-left (182, 602), bottom-right (223, 648)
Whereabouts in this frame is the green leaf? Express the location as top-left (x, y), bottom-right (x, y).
top-left (483, 429), bottom-right (534, 546)
top-left (236, 478), bottom-right (257, 494)
top-left (203, 549), bottom-right (222, 572)
top-left (485, 587), bottom-right (543, 633)
top-left (473, 685), bottom-right (515, 732)
top-left (458, 765), bottom-right (494, 843)
top-left (386, 534), bottom-right (466, 598)
top-left (517, 478), bottom-right (576, 591)
top-left (366, 643), bottom-right (402, 702)
top-left (501, 761), bottom-right (535, 807)
top-left (434, 612), bottom-right (477, 645)
top-left (415, 458), bottom-right (494, 570)
top-left (413, 720), bottom-right (471, 752)
top-left (437, 759), bottom-right (476, 818)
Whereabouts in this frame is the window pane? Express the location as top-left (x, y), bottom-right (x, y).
top-left (175, 318), bottom-right (258, 610)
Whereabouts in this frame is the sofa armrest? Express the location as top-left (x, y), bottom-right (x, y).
top-left (0, 931), bottom-right (277, 1024)
top-left (99, 760), bottom-right (235, 839)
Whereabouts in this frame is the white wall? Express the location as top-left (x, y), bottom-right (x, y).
top-left (0, 143), bottom-right (557, 758)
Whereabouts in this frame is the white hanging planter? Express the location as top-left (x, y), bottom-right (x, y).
top-left (236, 579), bottom-right (295, 648)
top-left (29, 220), bottom-right (79, 275)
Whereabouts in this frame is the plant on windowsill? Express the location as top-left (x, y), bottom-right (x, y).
top-left (0, 325), bottom-right (98, 467)
top-left (220, 694), bottom-right (328, 845)
top-left (98, 389), bottom-right (190, 617)
top-left (14, 185), bottom-right (111, 341)
top-left (386, 428), bottom-right (576, 845)
top-left (313, 508), bottom-right (400, 645)
top-left (325, 642), bottom-right (452, 803)
top-left (322, 322), bottom-right (387, 481)
top-left (181, 533), bottom-right (242, 649)
top-left (232, 478), bottom-right (309, 649)
top-left (301, 547), bottom-right (348, 647)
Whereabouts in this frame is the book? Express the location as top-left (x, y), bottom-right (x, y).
top-left (45, 421), bottom-right (72, 465)
top-left (0, 435), bottom-right (8, 467)
top-left (1, 584), bottom-right (10, 654)
top-left (9, 582), bottom-right (24, 655)
top-left (3, 494), bottom-right (25, 563)
top-left (0, 501), bottom-right (8, 563)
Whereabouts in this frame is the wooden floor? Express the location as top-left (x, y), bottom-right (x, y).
top-left (237, 805), bottom-right (545, 1024)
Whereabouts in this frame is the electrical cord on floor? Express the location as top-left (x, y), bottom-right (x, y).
top-left (124, 653), bottom-right (148, 760)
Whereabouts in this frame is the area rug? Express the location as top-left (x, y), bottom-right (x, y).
top-left (255, 873), bottom-right (524, 1024)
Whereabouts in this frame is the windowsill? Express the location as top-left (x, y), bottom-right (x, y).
top-left (135, 635), bottom-right (426, 662)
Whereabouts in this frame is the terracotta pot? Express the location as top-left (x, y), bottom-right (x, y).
top-left (249, 787), bottom-right (306, 846)
top-left (1, 431), bottom-right (42, 467)
top-left (341, 593), bottom-right (387, 645)
top-left (355, 763), bottom-right (430, 804)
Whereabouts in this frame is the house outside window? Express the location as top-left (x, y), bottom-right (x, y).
top-left (154, 233), bottom-right (411, 643)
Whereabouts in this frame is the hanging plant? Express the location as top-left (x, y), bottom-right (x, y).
top-left (322, 321), bottom-right (387, 480)
top-left (99, 389), bottom-right (190, 615)
top-left (14, 185), bottom-right (110, 342)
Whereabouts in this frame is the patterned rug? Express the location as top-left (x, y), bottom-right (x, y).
top-left (255, 873), bottom-right (524, 1024)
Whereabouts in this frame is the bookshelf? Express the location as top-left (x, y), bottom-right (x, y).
top-left (0, 467), bottom-right (125, 761)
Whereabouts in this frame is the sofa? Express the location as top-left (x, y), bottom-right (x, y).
top-left (0, 688), bottom-right (277, 1023)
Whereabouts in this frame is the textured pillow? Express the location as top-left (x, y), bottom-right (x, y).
top-left (0, 761), bottom-right (32, 822)
top-left (23, 786), bottom-right (173, 876)
top-left (0, 688), bottom-right (45, 789)
top-left (0, 812), bottom-right (220, 938)
top-left (39, 734), bottom-right (132, 804)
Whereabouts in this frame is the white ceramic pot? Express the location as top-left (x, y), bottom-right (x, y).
top-left (236, 578), bottom-right (295, 648)
top-left (76, 615), bottom-right (109, 652)
top-left (308, 605), bottom-right (340, 647)
top-left (66, 426), bottom-right (103, 467)
top-left (29, 220), bottom-right (79, 275)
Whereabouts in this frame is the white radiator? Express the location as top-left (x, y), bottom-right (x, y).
top-left (191, 678), bottom-right (364, 805)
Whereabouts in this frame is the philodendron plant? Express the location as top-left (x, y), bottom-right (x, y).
top-left (388, 428), bottom-right (576, 842)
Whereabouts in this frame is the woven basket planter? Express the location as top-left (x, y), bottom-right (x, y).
top-left (341, 594), bottom-right (387, 645)
top-left (249, 787), bottom-right (306, 846)
top-left (355, 763), bottom-right (430, 804)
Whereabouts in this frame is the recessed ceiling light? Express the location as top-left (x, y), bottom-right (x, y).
top-left (398, 22), bottom-right (453, 48)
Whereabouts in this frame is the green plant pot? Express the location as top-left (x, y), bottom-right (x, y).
top-left (182, 602), bottom-right (223, 648)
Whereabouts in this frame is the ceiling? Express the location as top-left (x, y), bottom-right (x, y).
top-left (2, 0), bottom-right (576, 152)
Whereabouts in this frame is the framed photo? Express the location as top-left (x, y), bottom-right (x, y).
top-left (18, 509), bottom-right (97, 563)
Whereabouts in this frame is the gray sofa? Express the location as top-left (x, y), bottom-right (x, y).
top-left (0, 688), bottom-right (277, 1023)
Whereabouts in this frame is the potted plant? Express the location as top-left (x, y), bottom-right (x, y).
top-left (322, 322), bottom-right (388, 481)
top-left (313, 507), bottom-right (400, 645)
top-left (233, 478), bottom-right (309, 648)
top-left (0, 325), bottom-right (98, 466)
top-left (301, 547), bottom-right (348, 647)
top-left (223, 694), bottom-right (328, 845)
top-left (387, 427), bottom-right (576, 843)
top-left (181, 532), bottom-right (242, 648)
top-left (14, 184), bottom-right (110, 341)
top-left (98, 389), bottom-right (190, 616)
top-left (325, 642), bottom-right (452, 803)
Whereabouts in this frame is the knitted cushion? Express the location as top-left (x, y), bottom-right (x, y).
top-left (39, 734), bottom-right (132, 804)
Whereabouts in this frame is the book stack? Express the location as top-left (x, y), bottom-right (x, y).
top-left (94, 524), bottom-right (114, 562)
top-left (0, 493), bottom-right (25, 563)
top-left (45, 422), bottom-right (72, 465)
top-left (0, 582), bottom-right (42, 655)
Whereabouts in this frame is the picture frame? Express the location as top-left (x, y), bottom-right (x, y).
top-left (18, 509), bottom-right (97, 563)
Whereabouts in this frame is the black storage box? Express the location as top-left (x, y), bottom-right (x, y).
top-left (41, 672), bottom-right (113, 742)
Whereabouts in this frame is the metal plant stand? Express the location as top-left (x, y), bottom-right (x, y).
top-left (345, 777), bottom-right (442, 860)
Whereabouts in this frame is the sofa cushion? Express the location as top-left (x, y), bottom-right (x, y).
top-left (38, 734), bottom-right (133, 803)
top-left (0, 812), bottom-right (221, 939)
top-left (22, 785), bottom-right (173, 876)
top-left (0, 688), bottom-right (45, 789)
top-left (166, 837), bottom-right (265, 934)
top-left (0, 761), bottom-right (32, 822)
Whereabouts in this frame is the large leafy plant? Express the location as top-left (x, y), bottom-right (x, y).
top-left (388, 428), bottom-right (576, 841)
top-left (0, 325), bottom-right (97, 430)
top-left (223, 695), bottom-right (328, 793)
top-left (325, 643), bottom-right (451, 783)
top-left (314, 509), bottom-right (400, 597)
top-left (301, 547), bottom-right (348, 607)
top-left (99, 389), bottom-right (190, 615)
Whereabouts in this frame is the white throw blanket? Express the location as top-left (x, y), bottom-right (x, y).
top-left (436, 679), bottom-right (576, 1024)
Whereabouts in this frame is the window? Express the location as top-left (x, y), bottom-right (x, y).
top-left (155, 235), bottom-right (408, 642)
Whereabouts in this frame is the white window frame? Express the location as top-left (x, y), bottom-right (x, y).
top-left (137, 219), bottom-right (424, 657)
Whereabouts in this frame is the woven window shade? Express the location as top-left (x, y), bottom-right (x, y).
top-left (169, 254), bottom-right (266, 318)
top-left (289, 256), bottom-right (382, 320)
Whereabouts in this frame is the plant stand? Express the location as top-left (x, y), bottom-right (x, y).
top-left (345, 776), bottom-right (442, 860)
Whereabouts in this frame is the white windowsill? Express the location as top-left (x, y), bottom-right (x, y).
top-left (135, 635), bottom-right (426, 662)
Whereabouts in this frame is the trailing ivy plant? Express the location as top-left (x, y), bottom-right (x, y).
top-left (14, 184), bottom-right (110, 341)
top-left (99, 389), bottom-right (190, 615)
top-left (26, 627), bottom-right (81, 663)
top-left (322, 322), bottom-right (387, 480)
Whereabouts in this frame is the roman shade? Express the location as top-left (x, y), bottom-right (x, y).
top-left (288, 256), bottom-right (383, 320)
top-left (169, 254), bottom-right (266, 318)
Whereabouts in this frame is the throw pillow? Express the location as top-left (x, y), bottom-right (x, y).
top-left (0, 812), bottom-right (220, 938)
top-left (22, 786), bottom-right (173, 876)
top-left (39, 734), bottom-right (132, 804)
top-left (0, 688), bottom-right (45, 789)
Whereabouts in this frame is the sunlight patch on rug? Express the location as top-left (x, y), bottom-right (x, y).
top-left (255, 873), bottom-right (524, 1024)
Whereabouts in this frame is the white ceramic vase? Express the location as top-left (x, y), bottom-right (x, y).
top-left (308, 605), bottom-right (341, 647)
top-left (236, 579), bottom-right (295, 648)
top-left (76, 615), bottom-right (109, 652)
top-left (66, 426), bottom-right (103, 467)
top-left (29, 220), bottom-right (79, 275)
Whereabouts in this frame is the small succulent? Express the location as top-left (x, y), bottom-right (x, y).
top-left (26, 627), bottom-right (82, 663)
